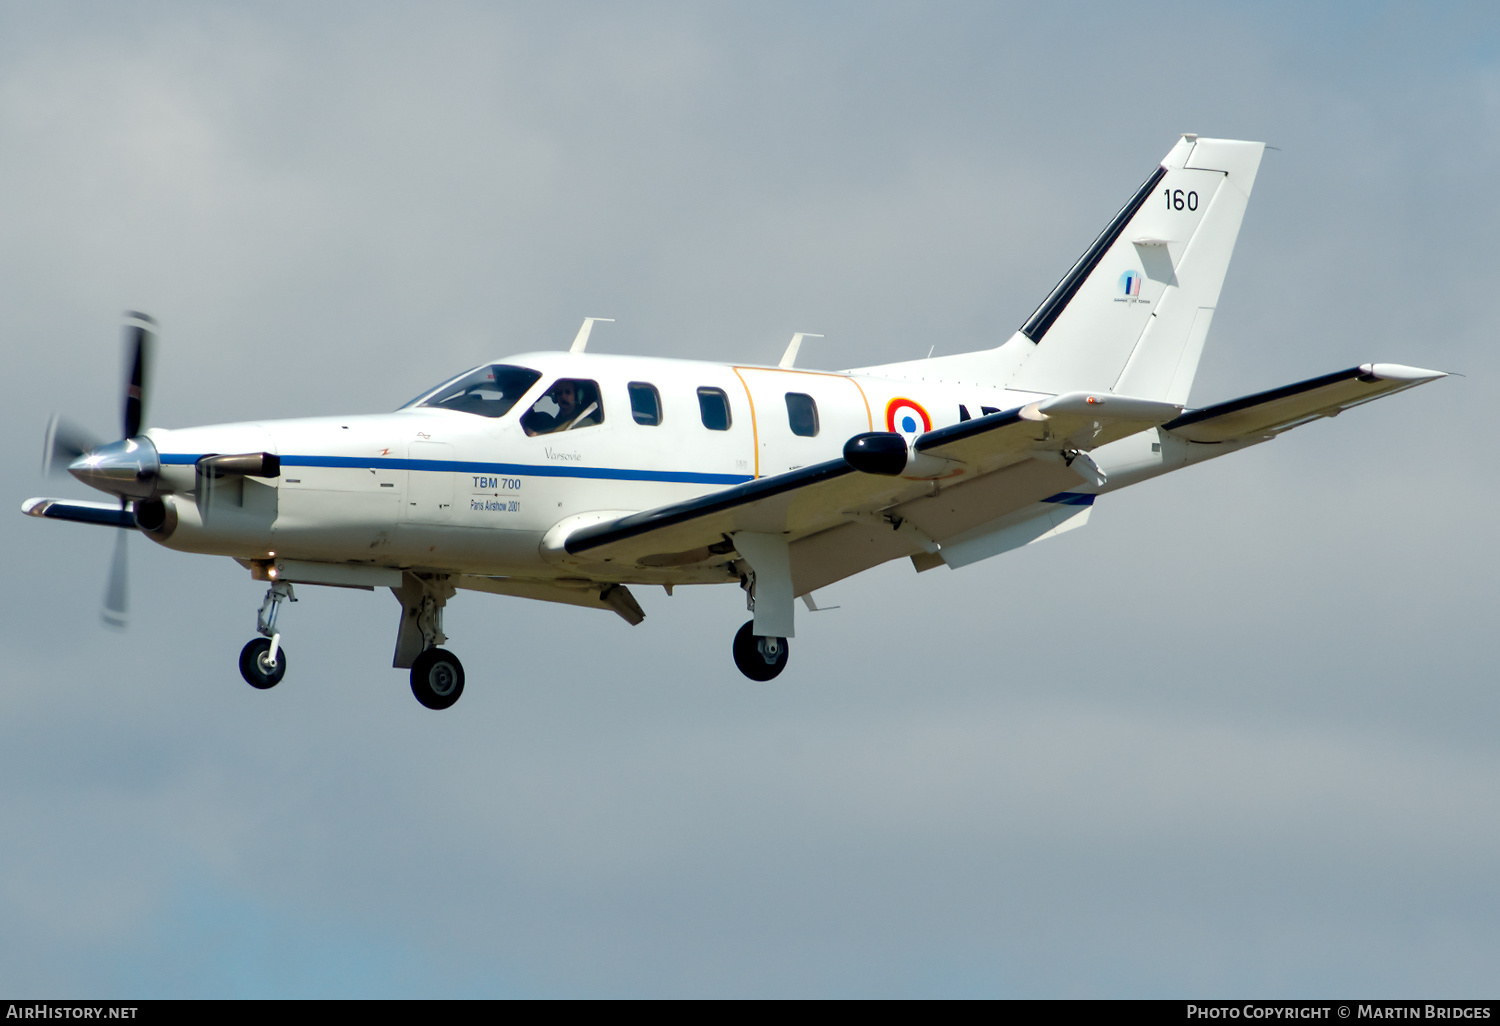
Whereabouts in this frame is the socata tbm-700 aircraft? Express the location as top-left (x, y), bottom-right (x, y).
top-left (24, 135), bottom-right (1444, 709)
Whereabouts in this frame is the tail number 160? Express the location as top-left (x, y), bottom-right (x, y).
top-left (1164, 188), bottom-right (1199, 211)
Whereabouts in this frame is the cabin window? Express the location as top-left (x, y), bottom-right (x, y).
top-left (406, 364), bottom-right (541, 418)
top-left (785, 392), bottom-right (819, 437)
top-left (629, 382), bottom-right (662, 426)
top-left (697, 387), bottom-right (732, 431)
top-left (520, 378), bottom-right (604, 436)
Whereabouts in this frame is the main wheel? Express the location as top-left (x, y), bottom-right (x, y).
top-left (239, 637), bottom-right (287, 689)
top-left (411, 648), bottom-right (465, 710)
top-left (732, 620), bottom-right (789, 681)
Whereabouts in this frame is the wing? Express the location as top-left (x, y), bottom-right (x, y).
top-left (1162, 363), bottom-right (1445, 443)
top-left (554, 391), bottom-right (1184, 590)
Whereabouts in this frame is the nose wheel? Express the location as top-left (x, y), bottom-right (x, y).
top-left (239, 636), bottom-right (287, 689)
top-left (411, 648), bottom-right (465, 709)
top-left (733, 620), bottom-right (789, 681)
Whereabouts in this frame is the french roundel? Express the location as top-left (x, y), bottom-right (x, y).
top-left (885, 397), bottom-right (932, 436)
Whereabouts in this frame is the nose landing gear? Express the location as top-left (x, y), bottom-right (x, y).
top-left (239, 581), bottom-right (295, 689)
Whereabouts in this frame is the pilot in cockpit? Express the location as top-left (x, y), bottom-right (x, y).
top-left (521, 379), bottom-right (602, 436)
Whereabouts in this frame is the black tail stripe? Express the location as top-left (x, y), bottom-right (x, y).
top-left (1020, 165), bottom-right (1168, 344)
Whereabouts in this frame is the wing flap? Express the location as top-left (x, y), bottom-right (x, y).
top-left (786, 458), bottom-right (1092, 594)
top-left (457, 575), bottom-right (646, 625)
top-left (917, 391), bottom-right (1183, 471)
top-left (1163, 363), bottom-right (1445, 443)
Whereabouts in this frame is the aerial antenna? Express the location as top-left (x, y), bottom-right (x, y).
top-left (570, 317), bottom-right (615, 353)
top-left (778, 332), bottom-right (823, 369)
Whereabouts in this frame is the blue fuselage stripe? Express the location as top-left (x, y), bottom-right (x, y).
top-left (158, 452), bottom-right (751, 486)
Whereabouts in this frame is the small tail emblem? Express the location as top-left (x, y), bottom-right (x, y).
top-left (1119, 269), bottom-right (1143, 297)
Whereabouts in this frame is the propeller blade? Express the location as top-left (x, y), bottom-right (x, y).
top-left (102, 521), bottom-right (129, 629)
top-left (122, 311), bottom-right (156, 439)
top-left (42, 414), bottom-right (102, 476)
top-left (196, 461), bottom-right (214, 525)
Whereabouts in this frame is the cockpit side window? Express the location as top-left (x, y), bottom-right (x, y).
top-left (521, 378), bottom-right (605, 436)
top-left (406, 364), bottom-right (541, 418)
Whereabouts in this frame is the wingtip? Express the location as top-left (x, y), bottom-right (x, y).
top-left (1361, 363), bottom-right (1448, 383)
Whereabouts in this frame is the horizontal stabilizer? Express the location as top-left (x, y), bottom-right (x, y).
top-left (1163, 363), bottom-right (1445, 443)
top-left (21, 497), bottom-right (134, 529)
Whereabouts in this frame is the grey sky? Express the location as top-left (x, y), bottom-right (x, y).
top-left (1, 1), bottom-right (1495, 997)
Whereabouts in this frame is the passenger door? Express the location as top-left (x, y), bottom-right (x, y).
top-left (733, 368), bottom-right (872, 478)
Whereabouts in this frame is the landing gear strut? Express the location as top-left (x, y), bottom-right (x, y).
top-left (731, 532), bottom-right (793, 681)
top-left (733, 619), bottom-right (789, 681)
top-left (239, 581), bottom-right (295, 689)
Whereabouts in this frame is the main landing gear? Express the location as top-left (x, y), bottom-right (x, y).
top-left (239, 581), bottom-right (295, 689)
top-left (392, 574), bottom-right (465, 710)
top-left (728, 531), bottom-right (796, 682)
top-left (733, 619), bottom-right (789, 681)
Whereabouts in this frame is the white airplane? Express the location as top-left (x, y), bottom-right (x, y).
top-left (24, 134), bottom-right (1444, 709)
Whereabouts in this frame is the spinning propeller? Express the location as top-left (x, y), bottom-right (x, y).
top-left (41, 312), bottom-right (159, 628)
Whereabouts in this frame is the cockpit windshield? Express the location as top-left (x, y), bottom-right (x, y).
top-left (402, 364), bottom-right (543, 418)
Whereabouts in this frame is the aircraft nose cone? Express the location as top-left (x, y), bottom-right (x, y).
top-left (68, 437), bottom-right (161, 500)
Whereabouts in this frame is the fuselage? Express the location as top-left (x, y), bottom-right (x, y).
top-left (138, 350), bottom-right (1051, 582)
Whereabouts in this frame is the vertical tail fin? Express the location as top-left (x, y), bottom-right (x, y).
top-left (1006, 135), bottom-right (1265, 402)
